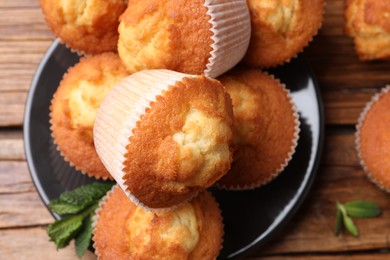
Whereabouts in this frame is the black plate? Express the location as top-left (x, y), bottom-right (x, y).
top-left (24, 39), bottom-right (324, 259)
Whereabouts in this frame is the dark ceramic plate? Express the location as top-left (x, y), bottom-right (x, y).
top-left (24, 40), bottom-right (324, 259)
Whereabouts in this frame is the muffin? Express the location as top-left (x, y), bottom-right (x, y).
top-left (217, 69), bottom-right (300, 190)
top-left (50, 53), bottom-right (129, 180)
top-left (243, 0), bottom-right (324, 67)
top-left (94, 69), bottom-right (234, 209)
top-left (117, 0), bottom-right (251, 78)
top-left (345, 0), bottom-right (390, 60)
top-left (40, 0), bottom-right (128, 54)
top-left (93, 186), bottom-right (223, 259)
top-left (356, 86), bottom-right (390, 191)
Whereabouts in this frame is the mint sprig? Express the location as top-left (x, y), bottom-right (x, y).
top-left (47, 182), bottom-right (114, 257)
top-left (335, 201), bottom-right (381, 237)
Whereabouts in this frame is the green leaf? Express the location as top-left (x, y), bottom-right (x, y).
top-left (49, 182), bottom-right (113, 215)
top-left (75, 213), bottom-right (94, 258)
top-left (47, 214), bottom-right (84, 249)
top-left (48, 199), bottom-right (85, 215)
top-left (344, 201), bottom-right (381, 218)
top-left (343, 215), bottom-right (359, 237)
top-left (335, 206), bottom-right (343, 236)
top-left (59, 182), bottom-right (113, 207)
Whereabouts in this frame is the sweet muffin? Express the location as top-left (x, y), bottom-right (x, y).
top-left (356, 86), bottom-right (390, 191)
top-left (117, 0), bottom-right (251, 78)
top-left (217, 69), bottom-right (300, 190)
top-left (243, 0), bottom-right (324, 67)
top-left (345, 0), bottom-right (390, 60)
top-left (40, 0), bottom-right (127, 54)
top-left (93, 186), bottom-right (223, 259)
top-left (94, 69), bottom-right (234, 209)
top-left (50, 53), bottom-right (129, 180)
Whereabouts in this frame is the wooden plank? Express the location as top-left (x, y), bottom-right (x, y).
top-left (0, 131), bottom-right (24, 161)
top-left (0, 40), bottom-right (53, 92)
top-left (252, 254), bottom-right (390, 260)
top-left (0, 8), bottom-right (52, 40)
top-left (323, 90), bottom-right (375, 125)
top-left (322, 131), bottom-right (359, 167)
top-left (0, 161), bottom-right (53, 228)
top-left (0, 91), bottom-right (26, 127)
top-left (0, 0), bottom-right (39, 8)
top-left (0, 161), bottom-right (33, 193)
top-left (0, 227), bottom-right (96, 259)
top-left (0, 190), bottom-right (53, 228)
top-left (257, 165), bottom-right (390, 255)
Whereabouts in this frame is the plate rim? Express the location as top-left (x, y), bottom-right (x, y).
top-left (23, 40), bottom-right (325, 259)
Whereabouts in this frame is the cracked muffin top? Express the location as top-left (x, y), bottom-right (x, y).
top-left (243, 0), bottom-right (324, 67)
top-left (40, 0), bottom-right (127, 54)
top-left (50, 53), bottom-right (129, 180)
top-left (93, 186), bottom-right (223, 259)
top-left (345, 0), bottom-right (390, 60)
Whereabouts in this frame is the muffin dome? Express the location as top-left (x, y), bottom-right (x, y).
top-left (94, 69), bottom-right (234, 209)
top-left (117, 0), bottom-right (251, 78)
top-left (93, 186), bottom-right (223, 259)
top-left (243, 0), bottom-right (324, 67)
top-left (356, 86), bottom-right (390, 191)
top-left (217, 69), bottom-right (299, 189)
top-left (345, 0), bottom-right (390, 60)
top-left (40, 0), bottom-right (127, 54)
top-left (50, 53), bottom-right (129, 180)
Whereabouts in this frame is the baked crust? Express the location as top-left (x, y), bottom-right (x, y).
top-left (40, 0), bottom-right (127, 54)
top-left (117, 0), bottom-right (213, 74)
top-left (217, 69), bottom-right (298, 188)
top-left (50, 53), bottom-right (129, 180)
top-left (243, 0), bottom-right (324, 67)
top-left (358, 89), bottom-right (390, 190)
top-left (345, 0), bottom-right (390, 60)
top-left (93, 187), bottom-right (223, 260)
top-left (122, 76), bottom-right (233, 208)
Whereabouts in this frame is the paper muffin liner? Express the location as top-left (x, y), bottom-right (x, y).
top-left (91, 184), bottom-right (117, 259)
top-left (355, 85), bottom-right (390, 193)
top-left (217, 73), bottom-right (301, 190)
top-left (94, 69), bottom-right (200, 212)
top-left (203, 0), bottom-right (251, 78)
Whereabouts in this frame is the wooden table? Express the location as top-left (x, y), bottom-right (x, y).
top-left (1, 0), bottom-right (390, 259)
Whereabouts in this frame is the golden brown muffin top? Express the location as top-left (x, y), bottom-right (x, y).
top-left (50, 53), bottom-right (129, 179)
top-left (40, 0), bottom-right (127, 54)
top-left (217, 69), bottom-right (299, 189)
top-left (243, 0), bottom-right (324, 67)
top-left (122, 75), bottom-right (233, 208)
top-left (357, 87), bottom-right (390, 191)
top-left (117, 0), bottom-right (213, 74)
top-left (345, 0), bottom-right (390, 60)
top-left (93, 186), bottom-right (223, 260)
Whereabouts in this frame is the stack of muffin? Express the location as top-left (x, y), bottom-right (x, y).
top-left (42, 0), bottom-right (324, 258)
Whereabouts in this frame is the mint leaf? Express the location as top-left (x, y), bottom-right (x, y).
top-left (47, 214), bottom-right (84, 249)
top-left (49, 182), bottom-right (113, 215)
top-left (343, 215), bottom-right (358, 237)
top-left (58, 182), bottom-right (113, 208)
top-left (335, 206), bottom-right (343, 236)
top-left (49, 199), bottom-right (85, 215)
top-left (46, 182), bottom-right (113, 256)
top-left (75, 213), bottom-right (94, 258)
top-left (345, 201), bottom-right (381, 218)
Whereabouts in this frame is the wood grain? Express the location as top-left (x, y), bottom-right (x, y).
top-left (1, 0), bottom-right (390, 258)
top-left (257, 164), bottom-right (390, 255)
top-left (0, 227), bottom-right (96, 260)
top-left (0, 91), bottom-right (26, 127)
